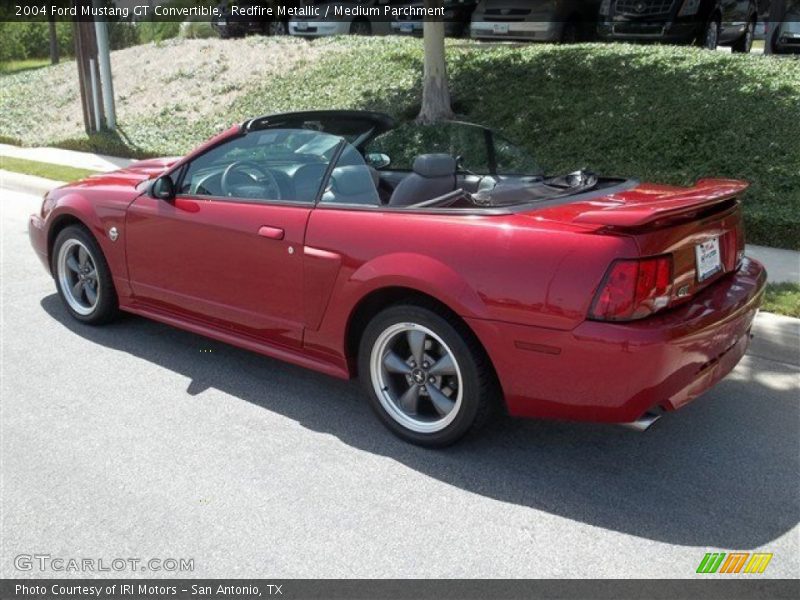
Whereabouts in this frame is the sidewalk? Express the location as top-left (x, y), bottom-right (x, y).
top-left (747, 245), bottom-right (800, 284)
top-left (0, 143), bottom-right (134, 172)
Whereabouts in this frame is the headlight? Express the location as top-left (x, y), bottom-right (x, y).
top-left (40, 193), bottom-right (55, 218)
top-left (678, 0), bottom-right (702, 17)
top-left (599, 0), bottom-right (611, 16)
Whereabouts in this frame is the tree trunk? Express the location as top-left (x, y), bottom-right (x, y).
top-left (48, 15), bottom-right (59, 65)
top-left (416, 0), bottom-right (454, 124)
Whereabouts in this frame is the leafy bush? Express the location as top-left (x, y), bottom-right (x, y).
top-left (1, 37), bottom-right (798, 248)
top-left (138, 21), bottom-right (182, 44)
top-left (179, 20), bottom-right (219, 40)
top-left (0, 22), bottom-right (74, 61)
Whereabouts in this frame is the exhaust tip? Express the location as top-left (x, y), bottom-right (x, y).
top-left (618, 411), bottom-right (662, 432)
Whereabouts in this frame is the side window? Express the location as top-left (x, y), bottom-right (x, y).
top-left (178, 129), bottom-right (341, 204)
top-left (319, 144), bottom-right (380, 206)
top-left (365, 122), bottom-right (491, 174)
top-left (493, 135), bottom-right (544, 177)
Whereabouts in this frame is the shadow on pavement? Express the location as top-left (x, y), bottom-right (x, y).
top-left (41, 294), bottom-right (800, 550)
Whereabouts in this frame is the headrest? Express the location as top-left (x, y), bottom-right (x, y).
top-left (412, 154), bottom-right (456, 178)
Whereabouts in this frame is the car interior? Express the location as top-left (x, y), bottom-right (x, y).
top-left (173, 112), bottom-right (613, 210)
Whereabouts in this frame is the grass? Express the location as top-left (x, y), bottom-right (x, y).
top-left (0, 58), bottom-right (50, 75)
top-left (763, 282), bottom-right (800, 318)
top-left (0, 156), bottom-right (97, 182)
top-left (0, 37), bottom-right (798, 248)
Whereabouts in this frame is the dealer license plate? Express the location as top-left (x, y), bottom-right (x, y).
top-left (695, 237), bottom-right (722, 281)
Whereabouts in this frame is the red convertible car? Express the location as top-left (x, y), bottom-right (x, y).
top-left (29, 111), bottom-right (766, 446)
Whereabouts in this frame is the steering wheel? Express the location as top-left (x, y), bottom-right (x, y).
top-left (220, 160), bottom-right (282, 200)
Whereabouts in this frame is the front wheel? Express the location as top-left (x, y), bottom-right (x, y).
top-left (359, 304), bottom-right (497, 447)
top-left (699, 17), bottom-right (720, 50)
top-left (268, 20), bottom-right (288, 36)
top-left (52, 225), bottom-right (119, 325)
top-left (350, 19), bottom-right (371, 36)
top-left (731, 19), bottom-right (755, 53)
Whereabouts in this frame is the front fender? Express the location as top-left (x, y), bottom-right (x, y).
top-left (45, 190), bottom-right (133, 298)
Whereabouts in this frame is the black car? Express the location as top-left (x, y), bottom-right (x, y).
top-left (391, 1), bottom-right (478, 37)
top-left (212, 0), bottom-right (291, 38)
top-left (598, 0), bottom-right (759, 51)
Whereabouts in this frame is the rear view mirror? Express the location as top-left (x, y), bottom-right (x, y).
top-left (365, 152), bottom-right (391, 170)
top-left (151, 175), bottom-right (176, 200)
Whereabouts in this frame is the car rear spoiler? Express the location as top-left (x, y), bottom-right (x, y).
top-left (573, 179), bottom-right (749, 228)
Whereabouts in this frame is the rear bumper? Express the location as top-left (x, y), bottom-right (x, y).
top-left (28, 213), bottom-right (50, 273)
top-left (467, 258), bottom-right (767, 423)
top-left (470, 20), bottom-right (559, 42)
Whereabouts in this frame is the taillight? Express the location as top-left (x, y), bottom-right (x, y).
top-left (589, 256), bottom-right (673, 321)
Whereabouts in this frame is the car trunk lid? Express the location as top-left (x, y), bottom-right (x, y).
top-left (533, 178), bottom-right (747, 311)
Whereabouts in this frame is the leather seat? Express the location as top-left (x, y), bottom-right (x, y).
top-left (388, 154), bottom-right (457, 207)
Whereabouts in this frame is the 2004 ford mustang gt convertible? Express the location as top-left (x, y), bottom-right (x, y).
top-left (29, 110), bottom-right (766, 446)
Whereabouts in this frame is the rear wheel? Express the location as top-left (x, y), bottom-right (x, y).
top-left (268, 20), bottom-right (288, 36)
top-left (52, 225), bottom-right (119, 325)
top-left (698, 16), bottom-right (720, 50)
top-left (560, 20), bottom-right (579, 43)
top-left (359, 304), bottom-right (497, 447)
top-left (731, 18), bottom-right (755, 53)
top-left (350, 19), bottom-right (371, 36)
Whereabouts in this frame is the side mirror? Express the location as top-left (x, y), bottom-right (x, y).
top-left (151, 175), bottom-right (176, 200)
top-left (365, 152), bottom-right (391, 170)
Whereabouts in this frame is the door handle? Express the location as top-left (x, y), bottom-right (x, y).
top-left (258, 225), bottom-right (284, 240)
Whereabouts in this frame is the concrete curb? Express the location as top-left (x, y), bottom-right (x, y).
top-left (0, 143), bottom-right (134, 172)
top-left (0, 170), bottom-right (63, 197)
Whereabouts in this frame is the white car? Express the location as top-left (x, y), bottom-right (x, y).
top-left (289, 1), bottom-right (399, 37)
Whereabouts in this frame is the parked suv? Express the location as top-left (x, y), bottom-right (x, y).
top-left (597, 0), bottom-right (758, 51)
top-left (391, 1), bottom-right (478, 37)
top-left (470, 0), bottom-right (602, 43)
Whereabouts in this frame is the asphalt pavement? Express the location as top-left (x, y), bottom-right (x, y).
top-left (1, 187), bottom-right (798, 578)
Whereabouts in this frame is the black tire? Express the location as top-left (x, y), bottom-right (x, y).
top-left (697, 16), bottom-right (720, 50)
top-left (268, 20), bottom-right (288, 36)
top-left (52, 225), bottom-right (119, 325)
top-left (560, 20), bottom-right (579, 44)
top-left (350, 19), bottom-right (371, 36)
top-left (358, 304), bottom-right (498, 447)
top-left (731, 18), bottom-right (755, 53)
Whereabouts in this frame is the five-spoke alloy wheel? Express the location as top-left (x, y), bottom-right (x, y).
top-left (53, 225), bottom-right (118, 324)
top-left (360, 304), bottom-right (497, 446)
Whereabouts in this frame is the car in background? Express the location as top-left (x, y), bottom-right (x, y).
top-left (598, 0), bottom-right (759, 52)
top-left (470, 0), bottom-right (602, 43)
top-left (212, 0), bottom-right (290, 37)
top-left (391, 0), bottom-right (477, 37)
top-left (775, 0), bottom-right (800, 53)
top-left (289, 1), bottom-right (401, 37)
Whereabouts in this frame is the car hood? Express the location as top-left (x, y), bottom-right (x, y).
top-left (71, 157), bottom-right (180, 191)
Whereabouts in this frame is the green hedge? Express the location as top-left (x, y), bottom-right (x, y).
top-left (1, 37), bottom-right (797, 248)
top-left (229, 38), bottom-right (800, 248)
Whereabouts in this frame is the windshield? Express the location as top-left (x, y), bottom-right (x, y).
top-left (365, 121), bottom-right (543, 177)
